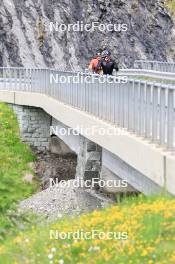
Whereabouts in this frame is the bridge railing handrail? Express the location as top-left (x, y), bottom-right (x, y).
top-left (0, 67), bottom-right (174, 83)
top-left (0, 67), bottom-right (174, 151)
top-left (134, 60), bottom-right (175, 73)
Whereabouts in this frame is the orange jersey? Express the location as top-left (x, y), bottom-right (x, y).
top-left (88, 58), bottom-right (99, 73)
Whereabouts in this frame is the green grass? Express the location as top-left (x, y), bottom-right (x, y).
top-left (0, 103), bottom-right (38, 240)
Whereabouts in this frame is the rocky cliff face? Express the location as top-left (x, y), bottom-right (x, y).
top-left (0, 0), bottom-right (174, 69)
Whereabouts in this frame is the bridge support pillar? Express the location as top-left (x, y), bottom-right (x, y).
top-left (76, 136), bottom-right (102, 185)
top-left (9, 104), bottom-right (51, 151)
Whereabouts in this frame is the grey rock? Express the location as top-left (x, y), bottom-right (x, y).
top-left (0, 0), bottom-right (174, 68)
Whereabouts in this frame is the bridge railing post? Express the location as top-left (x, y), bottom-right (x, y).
top-left (145, 83), bottom-right (152, 139)
top-left (159, 85), bottom-right (166, 146)
top-left (152, 84), bottom-right (159, 143)
top-left (128, 80), bottom-right (134, 132)
top-left (167, 87), bottom-right (175, 150)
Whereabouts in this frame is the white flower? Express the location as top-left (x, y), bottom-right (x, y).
top-left (51, 247), bottom-right (56, 252)
top-left (88, 246), bottom-right (93, 252)
top-left (59, 259), bottom-right (64, 264)
top-left (48, 254), bottom-right (53, 259)
top-left (94, 246), bottom-right (100, 251)
top-left (88, 246), bottom-right (100, 252)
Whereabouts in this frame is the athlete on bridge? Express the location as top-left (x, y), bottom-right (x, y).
top-left (88, 50), bottom-right (102, 74)
top-left (96, 50), bottom-right (119, 75)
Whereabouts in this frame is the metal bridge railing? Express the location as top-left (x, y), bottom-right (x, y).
top-left (0, 67), bottom-right (175, 151)
top-left (134, 60), bottom-right (175, 73)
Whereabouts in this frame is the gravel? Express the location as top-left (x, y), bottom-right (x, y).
top-left (19, 179), bottom-right (115, 221)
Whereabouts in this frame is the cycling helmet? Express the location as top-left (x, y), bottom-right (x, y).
top-left (101, 49), bottom-right (111, 58)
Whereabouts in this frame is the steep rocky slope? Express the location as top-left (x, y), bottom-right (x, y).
top-left (0, 0), bottom-right (174, 69)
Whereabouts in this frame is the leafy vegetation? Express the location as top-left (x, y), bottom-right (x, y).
top-left (0, 195), bottom-right (175, 264)
top-left (0, 103), bottom-right (38, 240)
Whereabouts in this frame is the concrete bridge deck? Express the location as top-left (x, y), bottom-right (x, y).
top-left (0, 67), bottom-right (175, 195)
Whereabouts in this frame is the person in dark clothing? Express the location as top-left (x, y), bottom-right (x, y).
top-left (96, 50), bottom-right (119, 75)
